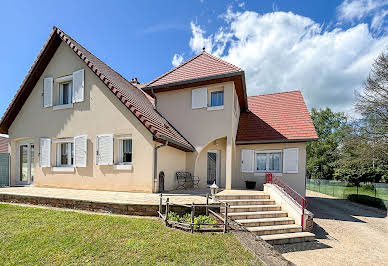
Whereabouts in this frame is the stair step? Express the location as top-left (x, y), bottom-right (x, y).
top-left (235, 217), bottom-right (295, 227)
top-left (216, 194), bottom-right (270, 200)
top-left (223, 204), bottom-right (281, 213)
top-left (246, 224), bottom-right (302, 236)
top-left (227, 211), bottom-right (288, 219)
top-left (220, 199), bottom-right (275, 206)
top-left (260, 232), bottom-right (315, 245)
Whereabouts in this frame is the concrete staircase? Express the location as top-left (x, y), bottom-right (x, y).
top-left (217, 191), bottom-right (315, 245)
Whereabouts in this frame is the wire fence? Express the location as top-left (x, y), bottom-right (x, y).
top-left (306, 178), bottom-right (388, 210)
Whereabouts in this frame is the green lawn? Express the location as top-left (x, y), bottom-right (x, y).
top-left (0, 204), bottom-right (258, 265)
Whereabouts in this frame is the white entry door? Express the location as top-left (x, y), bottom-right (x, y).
top-left (17, 141), bottom-right (35, 185)
top-left (207, 150), bottom-right (220, 186)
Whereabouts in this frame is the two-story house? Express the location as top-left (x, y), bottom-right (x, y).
top-left (0, 27), bottom-right (317, 196)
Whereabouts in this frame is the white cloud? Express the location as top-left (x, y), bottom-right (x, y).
top-left (337, 0), bottom-right (388, 32)
top-left (187, 8), bottom-right (388, 114)
top-left (338, 0), bottom-right (383, 21)
top-left (172, 53), bottom-right (184, 67)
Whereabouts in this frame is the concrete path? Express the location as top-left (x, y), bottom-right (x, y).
top-left (276, 190), bottom-right (388, 266)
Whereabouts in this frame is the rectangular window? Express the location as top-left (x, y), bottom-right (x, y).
top-left (119, 138), bottom-right (132, 164)
top-left (59, 81), bottom-right (72, 105)
top-left (255, 151), bottom-right (282, 172)
top-left (210, 91), bottom-right (224, 107)
top-left (57, 142), bottom-right (74, 166)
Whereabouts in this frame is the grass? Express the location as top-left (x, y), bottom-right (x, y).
top-left (0, 204), bottom-right (258, 265)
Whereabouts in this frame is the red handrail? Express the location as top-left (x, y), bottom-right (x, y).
top-left (265, 173), bottom-right (307, 230)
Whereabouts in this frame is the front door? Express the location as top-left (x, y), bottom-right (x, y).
top-left (207, 150), bottom-right (220, 185)
top-left (17, 142), bottom-right (34, 185)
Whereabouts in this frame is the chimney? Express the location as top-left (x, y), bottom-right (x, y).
top-left (130, 77), bottom-right (140, 84)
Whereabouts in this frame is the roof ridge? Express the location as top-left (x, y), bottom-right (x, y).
top-left (202, 51), bottom-right (242, 71)
top-left (145, 52), bottom-right (204, 88)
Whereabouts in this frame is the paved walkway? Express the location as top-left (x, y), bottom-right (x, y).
top-left (0, 186), bottom-right (209, 205)
top-left (276, 190), bottom-right (388, 266)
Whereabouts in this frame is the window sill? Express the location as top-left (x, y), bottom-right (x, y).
top-left (207, 105), bottom-right (224, 111)
top-left (114, 164), bottom-right (133, 171)
top-left (53, 103), bottom-right (73, 111)
top-left (52, 167), bottom-right (75, 172)
top-left (254, 172), bottom-right (282, 176)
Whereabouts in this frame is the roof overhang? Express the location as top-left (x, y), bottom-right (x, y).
top-left (236, 138), bottom-right (318, 145)
top-left (143, 71), bottom-right (248, 110)
top-left (155, 135), bottom-right (195, 152)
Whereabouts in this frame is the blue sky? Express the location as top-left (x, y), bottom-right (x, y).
top-left (0, 0), bottom-right (387, 118)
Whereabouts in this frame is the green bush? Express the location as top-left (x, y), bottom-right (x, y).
top-left (347, 194), bottom-right (387, 210)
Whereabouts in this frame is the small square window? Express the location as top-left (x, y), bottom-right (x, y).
top-left (59, 82), bottom-right (72, 105)
top-left (210, 91), bottom-right (224, 107)
top-left (119, 138), bottom-right (132, 164)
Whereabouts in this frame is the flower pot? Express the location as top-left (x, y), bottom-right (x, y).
top-left (245, 181), bottom-right (256, 189)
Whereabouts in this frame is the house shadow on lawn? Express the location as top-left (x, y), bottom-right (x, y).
top-left (306, 195), bottom-right (387, 223)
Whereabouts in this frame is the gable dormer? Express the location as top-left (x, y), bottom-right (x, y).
top-left (142, 51), bottom-right (247, 147)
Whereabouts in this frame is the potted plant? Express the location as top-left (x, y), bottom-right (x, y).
top-left (245, 180), bottom-right (256, 189)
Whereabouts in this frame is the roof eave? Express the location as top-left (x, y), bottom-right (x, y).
top-left (144, 71), bottom-right (245, 90)
top-left (155, 135), bottom-right (195, 152)
top-left (235, 138), bottom-right (318, 145)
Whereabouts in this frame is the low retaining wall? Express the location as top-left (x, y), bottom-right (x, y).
top-left (0, 193), bottom-right (206, 216)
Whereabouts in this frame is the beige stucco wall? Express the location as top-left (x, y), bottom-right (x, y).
top-left (235, 142), bottom-right (307, 196)
top-left (8, 42), bottom-right (156, 192)
top-left (156, 145), bottom-right (186, 191)
top-left (155, 82), bottom-right (237, 188)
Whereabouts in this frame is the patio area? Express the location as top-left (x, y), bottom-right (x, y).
top-left (0, 186), bottom-right (212, 216)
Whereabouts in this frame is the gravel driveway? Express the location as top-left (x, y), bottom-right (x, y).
top-left (275, 190), bottom-right (388, 266)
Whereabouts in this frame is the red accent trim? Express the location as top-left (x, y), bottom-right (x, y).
top-left (265, 173), bottom-right (307, 231)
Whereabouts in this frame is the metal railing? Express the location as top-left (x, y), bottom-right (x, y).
top-left (158, 193), bottom-right (230, 233)
top-left (265, 173), bottom-right (307, 229)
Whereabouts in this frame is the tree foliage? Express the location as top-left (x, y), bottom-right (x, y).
top-left (306, 107), bottom-right (347, 180)
top-left (308, 51), bottom-right (388, 184)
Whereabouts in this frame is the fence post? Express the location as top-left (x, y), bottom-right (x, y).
top-left (332, 181), bottom-right (335, 197)
top-left (375, 183), bottom-right (377, 202)
top-left (206, 194), bottom-right (209, 216)
top-left (159, 193), bottom-right (163, 214)
top-left (191, 202), bottom-right (195, 233)
top-left (165, 198), bottom-right (169, 226)
top-left (223, 202), bottom-right (228, 233)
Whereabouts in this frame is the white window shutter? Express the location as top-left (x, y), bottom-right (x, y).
top-left (74, 135), bottom-right (87, 167)
top-left (72, 69), bottom-right (84, 103)
top-left (241, 149), bottom-right (254, 172)
top-left (192, 87), bottom-right (207, 109)
top-left (96, 134), bottom-right (113, 165)
top-left (39, 138), bottom-right (51, 167)
top-left (43, 77), bottom-right (53, 107)
top-left (283, 148), bottom-right (299, 174)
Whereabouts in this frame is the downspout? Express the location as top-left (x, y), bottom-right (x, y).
top-left (151, 88), bottom-right (157, 110)
top-left (153, 140), bottom-right (168, 193)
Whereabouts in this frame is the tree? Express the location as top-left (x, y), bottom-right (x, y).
top-left (355, 51), bottom-right (388, 138)
top-left (306, 108), bottom-right (347, 180)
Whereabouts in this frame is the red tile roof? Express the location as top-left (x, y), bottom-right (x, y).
top-left (236, 91), bottom-right (318, 143)
top-left (145, 51), bottom-right (243, 88)
top-left (0, 27), bottom-right (194, 152)
top-left (0, 136), bottom-right (9, 153)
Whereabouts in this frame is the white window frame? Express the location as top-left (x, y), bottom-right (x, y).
top-left (54, 138), bottom-right (74, 167)
top-left (208, 89), bottom-right (224, 109)
top-left (54, 75), bottom-right (73, 109)
top-left (255, 150), bottom-right (282, 173)
top-left (117, 135), bottom-right (132, 165)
